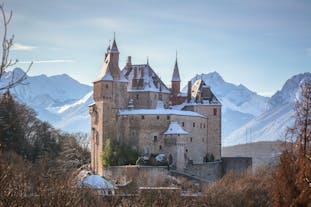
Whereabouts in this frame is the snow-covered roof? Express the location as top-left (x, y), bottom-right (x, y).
top-left (119, 108), bottom-right (206, 118)
top-left (164, 121), bottom-right (188, 135)
top-left (155, 153), bottom-right (167, 162)
top-left (95, 39), bottom-right (128, 82)
top-left (83, 175), bottom-right (116, 189)
top-left (190, 79), bottom-right (221, 105)
top-left (97, 67), bottom-right (113, 81)
top-left (122, 64), bottom-right (170, 93)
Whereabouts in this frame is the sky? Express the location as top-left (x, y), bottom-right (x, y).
top-left (4, 0), bottom-right (311, 96)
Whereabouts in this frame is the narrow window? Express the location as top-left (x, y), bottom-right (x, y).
top-left (142, 115), bottom-right (145, 119)
top-left (193, 122), bottom-right (195, 127)
top-left (136, 94), bottom-right (139, 100)
top-left (200, 123), bottom-right (202, 128)
top-left (154, 136), bottom-right (157, 142)
top-left (203, 123), bottom-right (206, 128)
top-left (105, 84), bottom-right (109, 89)
top-left (202, 138), bottom-right (204, 142)
top-left (159, 145), bottom-right (162, 150)
top-left (213, 108), bottom-right (217, 116)
top-left (182, 122), bottom-right (185, 127)
top-left (157, 115), bottom-right (160, 120)
top-left (167, 115), bottom-right (170, 120)
top-left (190, 137), bottom-right (193, 142)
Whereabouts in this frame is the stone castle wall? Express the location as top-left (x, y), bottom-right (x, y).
top-left (117, 113), bottom-right (208, 165)
top-left (102, 158), bottom-right (252, 186)
top-left (222, 157), bottom-right (252, 174)
top-left (183, 105), bottom-right (221, 160)
top-left (184, 161), bottom-right (223, 182)
top-left (128, 91), bottom-right (170, 109)
top-left (103, 165), bottom-right (169, 186)
top-left (91, 80), bottom-right (128, 176)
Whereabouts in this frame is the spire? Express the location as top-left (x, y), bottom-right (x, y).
top-left (147, 56), bottom-right (149, 65)
top-left (110, 32), bottom-right (119, 53)
top-left (171, 52), bottom-right (181, 82)
top-left (95, 34), bottom-right (127, 82)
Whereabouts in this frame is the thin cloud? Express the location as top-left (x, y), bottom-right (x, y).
top-left (85, 17), bottom-right (133, 31)
top-left (18, 59), bottom-right (75, 64)
top-left (12, 43), bottom-right (38, 51)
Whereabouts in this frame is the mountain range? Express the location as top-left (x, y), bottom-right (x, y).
top-left (1, 68), bottom-right (310, 146)
top-left (0, 68), bottom-right (93, 133)
top-left (224, 72), bottom-right (311, 146)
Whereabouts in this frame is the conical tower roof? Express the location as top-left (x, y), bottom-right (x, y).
top-left (171, 57), bottom-right (181, 82)
top-left (110, 33), bottom-right (119, 53)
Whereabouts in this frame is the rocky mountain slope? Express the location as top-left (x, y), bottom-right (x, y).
top-left (224, 72), bottom-right (311, 146)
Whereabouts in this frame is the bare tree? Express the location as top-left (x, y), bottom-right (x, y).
top-left (273, 80), bottom-right (311, 206)
top-left (0, 3), bottom-right (32, 91)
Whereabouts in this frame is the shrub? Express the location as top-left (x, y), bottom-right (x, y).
top-left (102, 138), bottom-right (139, 166)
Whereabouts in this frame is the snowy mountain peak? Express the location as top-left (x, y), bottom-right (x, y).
top-left (1, 67), bottom-right (27, 81)
top-left (193, 71), bottom-right (225, 85)
top-left (12, 67), bottom-right (26, 77)
top-left (225, 72), bottom-right (311, 146)
top-left (268, 72), bottom-right (311, 109)
top-left (184, 71), bottom-right (269, 138)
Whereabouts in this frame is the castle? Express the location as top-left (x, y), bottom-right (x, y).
top-left (89, 37), bottom-right (221, 176)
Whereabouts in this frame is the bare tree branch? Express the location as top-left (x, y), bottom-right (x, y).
top-left (0, 3), bottom-right (32, 91)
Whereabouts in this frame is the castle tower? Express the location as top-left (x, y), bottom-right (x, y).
top-left (164, 121), bottom-right (188, 171)
top-left (171, 55), bottom-right (181, 105)
top-left (89, 35), bottom-right (128, 175)
top-left (171, 56), bottom-right (181, 95)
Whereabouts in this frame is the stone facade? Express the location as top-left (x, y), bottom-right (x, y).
top-left (89, 37), bottom-right (222, 176)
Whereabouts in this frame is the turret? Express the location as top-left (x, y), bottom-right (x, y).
top-left (95, 34), bottom-right (122, 82)
top-left (90, 34), bottom-right (128, 175)
top-left (171, 56), bottom-right (181, 96)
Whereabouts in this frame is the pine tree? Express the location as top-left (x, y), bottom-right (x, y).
top-left (0, 91), bottom-right (28, 157)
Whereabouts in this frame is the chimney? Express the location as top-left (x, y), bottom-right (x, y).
top-left (134, 67), bottom-right (137, 79)
top-left (187, 81), bottom-right (192, 102)
top-left (127, 56), bottom-right (132, 67)
top-left (140, 67), bottom-right (144, 78)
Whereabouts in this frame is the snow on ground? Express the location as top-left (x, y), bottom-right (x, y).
top-left (83, 175), bottom-right (116, 189)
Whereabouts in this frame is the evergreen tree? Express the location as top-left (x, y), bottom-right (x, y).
top-left (102, 138), bottom-right (139, 166)
top-left (0, 91), bottom-right (29, 157)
